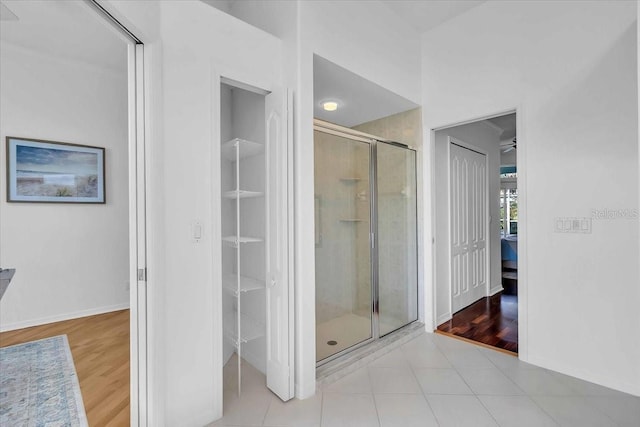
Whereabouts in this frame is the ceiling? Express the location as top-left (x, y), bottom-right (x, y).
top-left (380, 0), bottom-right (486, 33)
top-left (0, 0), bottom-right (127, 72)
top-left (487, 113), bottom-right (517, 140)
top-left (314, 55), bottom-right (418, 127)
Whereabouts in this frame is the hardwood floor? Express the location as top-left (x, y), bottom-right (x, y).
top-left (0, 310), bottom-right (130, 426)
top-left (437, 293), bottom-right (518, 353)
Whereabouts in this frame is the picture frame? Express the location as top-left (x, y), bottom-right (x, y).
top-left (6, 137), bottom-right (105, 203)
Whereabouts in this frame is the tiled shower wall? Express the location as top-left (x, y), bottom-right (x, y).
top-left (314, 131), bottom-right (371, 324)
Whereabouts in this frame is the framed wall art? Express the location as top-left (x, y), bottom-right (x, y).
top-left (6, 137), bottom-right (105, 203)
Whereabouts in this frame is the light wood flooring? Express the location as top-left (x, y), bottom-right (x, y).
top-left (0, 309), bottom-right (130, 426)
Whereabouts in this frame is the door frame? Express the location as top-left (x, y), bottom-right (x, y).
top-left (430, 108), bottom-right (526, 359)
top-left (84, 1), bottom-right (149, 425)
top-left (215, 75), bottom-right (296, 403)
top-left (446, 137), bottom-right (490, 315)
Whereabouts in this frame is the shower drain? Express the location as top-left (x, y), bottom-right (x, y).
top-left (327, 340), bottom-right (338, 346)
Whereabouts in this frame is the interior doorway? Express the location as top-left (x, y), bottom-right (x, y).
top-left (0, 1), bottom-right (148, 425)
top-left (433, 112), bottom-right (519, 354)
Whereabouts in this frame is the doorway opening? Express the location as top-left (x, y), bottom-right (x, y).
top-left (0, 0), bottom-right (147, 424)
top-left (434, 113), bottom-right (519, 354)
top-left (219, 78), bottom-right (294, 403)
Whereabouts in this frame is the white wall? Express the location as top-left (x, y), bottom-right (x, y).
top-left (434, 121), bottom-right (502, 324)
top-left (160, 3), bottom-right (280, 424)
top-left (0, 42), bottom-right (129, 330)
top-left (104, 1), bottom-right (283, 424)
top-left (422, 0), bottom-right (639, 395)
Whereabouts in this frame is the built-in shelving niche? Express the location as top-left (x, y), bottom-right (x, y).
top-left (221, 85), bottom-right (267, 396)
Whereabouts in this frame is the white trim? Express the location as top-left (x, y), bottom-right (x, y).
top-left (527, 354), bottom-right (640, 397)
top-left (211, 73), bottom-right (224, 420)
top-left (514, 107), bottom-right (527, 361)
top-left (489, 285), bottom-right (504, 296)
top-left (432, 109), bottom-right (517, 132)
top-left (436, 312), bottom-right (452, 326)
top-left (126, 41), bottom-right (140, 427)
top-left (0, 303), bottom-right (130, 332)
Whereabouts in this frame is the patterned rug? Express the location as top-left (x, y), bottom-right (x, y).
top-left (0, 335), bottom-right (88, 426)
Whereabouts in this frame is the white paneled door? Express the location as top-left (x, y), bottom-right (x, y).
top-left (265, 87), bottom-right (294, 401)
top-left (450, 140), bottom-right (488, 313)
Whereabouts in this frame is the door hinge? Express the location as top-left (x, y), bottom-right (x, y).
top-left (138, 268), bottom-right (147, 281)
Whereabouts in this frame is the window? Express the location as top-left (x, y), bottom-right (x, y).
top-left (500, 187), bottom-right (518, 236)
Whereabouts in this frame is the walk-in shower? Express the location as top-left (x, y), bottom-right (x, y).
top-left (314, 119), bottom-right (418, 364)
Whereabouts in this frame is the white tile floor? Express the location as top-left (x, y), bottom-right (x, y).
top-left (210, 333), bottom-right (640, 427)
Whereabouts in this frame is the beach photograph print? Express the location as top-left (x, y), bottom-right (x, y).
top-left (7, 137), bottom-right (105, 203)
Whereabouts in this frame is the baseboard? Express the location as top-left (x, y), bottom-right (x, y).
top-left (436, 312), bottom-right (452, 327)
top-left (526, 354), bottom-right (640, 397)
top-left (242, 348), bottom-right (266, 375)
top-left (0, 303), bottom-right (130, 332)
top-left (489, 285), bottom-right (504, 296)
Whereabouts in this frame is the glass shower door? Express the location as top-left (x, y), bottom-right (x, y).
top-left (314, 130), bottom-right (372, 362)
top-left (376, 142), bottom-right (418, 336)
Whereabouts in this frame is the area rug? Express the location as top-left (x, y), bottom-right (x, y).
top-left (0, 335), bottom-right (88, 426)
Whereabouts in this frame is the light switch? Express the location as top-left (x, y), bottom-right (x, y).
top-left (193, 222), bottom-right (202, 241)
top-left (554, 217), bottom-right (591, 234)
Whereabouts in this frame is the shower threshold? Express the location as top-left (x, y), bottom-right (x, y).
top-left (316, 321), bottom-right (425, 388)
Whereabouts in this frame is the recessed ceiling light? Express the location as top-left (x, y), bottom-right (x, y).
top-left (322, 101), bottom-right (338, 112)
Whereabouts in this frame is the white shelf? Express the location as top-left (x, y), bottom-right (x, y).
top-left (223, 236), bottom-right (263, 247)
top-left (340, 177), bottom-right (361, 182)
top-left (222, 138), bottom-right (263, 161)
top-left (222, 274), bottom-right (264, 296)
top-left (223, 189), bottom-right (264, 199)
top-left (340, 219), bottom-right (364, 222)
top-left (224, 312), bottom-right (265, 346)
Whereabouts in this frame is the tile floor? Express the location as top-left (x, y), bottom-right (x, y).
top-left (210, 332), bottom-right (640, 427)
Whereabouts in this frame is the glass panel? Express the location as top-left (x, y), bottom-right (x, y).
top-left (377, 142), bottom-right (418, 336)
top-left (314, 130), bottom-right (372, 362)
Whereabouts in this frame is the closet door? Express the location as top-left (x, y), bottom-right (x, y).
top-left (265, 87), bottom-right (294, 401)
top-left (450, 141), bottom-right (487, 313)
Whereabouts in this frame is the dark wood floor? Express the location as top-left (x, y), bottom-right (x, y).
top-left (437, 292), bottom-right (518, 353)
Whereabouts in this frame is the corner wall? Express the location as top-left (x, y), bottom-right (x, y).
top-left (0, 42), bottom-right (129, 330)
top-left (422, 0), bottom-right (639, 395)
